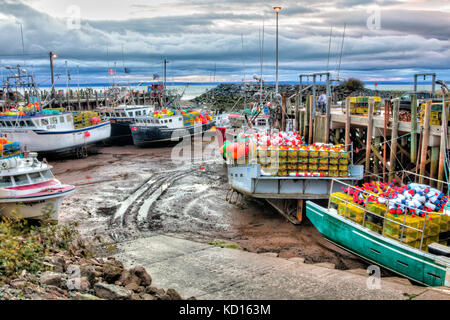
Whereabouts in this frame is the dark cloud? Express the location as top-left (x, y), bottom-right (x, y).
top-left (0, 0), bottom-right (448, 84)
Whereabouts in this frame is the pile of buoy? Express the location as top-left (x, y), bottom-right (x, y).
top-left (340, 180), bottom-right (448, 217)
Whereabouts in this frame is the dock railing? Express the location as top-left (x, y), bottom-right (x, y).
top-left (328, 178), bottom-right (448, 251)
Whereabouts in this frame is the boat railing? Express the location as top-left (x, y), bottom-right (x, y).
top-left (328, 179), bottom-right (448, 251)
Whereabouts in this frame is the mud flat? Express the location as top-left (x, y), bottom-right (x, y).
top-left (53, 145), bottom-right (365, 269)
top-left (49, 143), bottom-right (450, 299)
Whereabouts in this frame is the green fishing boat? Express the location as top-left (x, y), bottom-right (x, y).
top-left (306, 175), bottom-right (450, 287)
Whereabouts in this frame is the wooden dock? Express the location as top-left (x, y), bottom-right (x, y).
top-left (283, 95), bottom-right (449, 188)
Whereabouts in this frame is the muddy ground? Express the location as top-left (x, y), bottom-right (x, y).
top-left (51, 143), bottom-right (369, 271)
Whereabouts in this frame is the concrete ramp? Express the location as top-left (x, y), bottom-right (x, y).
top-left (114, 234), bottom-right (449, 300)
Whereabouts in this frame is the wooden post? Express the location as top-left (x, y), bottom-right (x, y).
top-left (77, 91), bottom-right (81, 110)
top-left (295, 95), bottom-right (299, 132)
top-left (419, 100), bottom-right (432, 184)
top-left (365, 97), bottom-right (374, 175)
top-left (325, 96), bottom-right (331, 143)
top-left (430, 146), bottom-right (439, 187)
top-left (410, 94), bottom-right (418, 164)
top-left (335, 129), bottom-right (341, 145)
top-left (86, 90), bottom-right (90, 110)
top-left (438, 101), bottom-right (449, 190)
top-left (345, 97), bottom-right (350, 151)
top-left (383, 100), bottom-right (390, 182)
top-left (95, 91), bottom-right (99, 109)
top-left (374, 137), bottom-right (381, 175)
top-left (308, 95), bottom-right (314, 145)
top-left (281, 94), bottom-right (286, 132)
top-left (389, 99), bottom-right (400, 181)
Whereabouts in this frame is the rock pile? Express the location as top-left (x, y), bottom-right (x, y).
top-left (0, 252), bottom-right (191, 301)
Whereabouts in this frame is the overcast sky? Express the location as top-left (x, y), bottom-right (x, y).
top-left (0, 0), bottom-right (449, 85)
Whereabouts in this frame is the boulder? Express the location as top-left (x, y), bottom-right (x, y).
top-left (118, 270), bottom-right (141, 287)
top-left (66, 277), bottom-right (91, 291)
top-left (94, 283), bottom-right (132, 300)
top-left (139, 293), bottom-right (155, 300)
top-left (129, 266), bottom-right (152, 286)
top-left (166, 288), bottom-right (182, 300)
top-left (102, 261), bottom-right (124, 283)
top-left (44, 256), bottom-right (66, 273)
top-left (39, 272), bottom-right (63, 287)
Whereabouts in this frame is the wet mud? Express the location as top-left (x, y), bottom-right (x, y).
top-left (52, 143), bottom-right (368, 271)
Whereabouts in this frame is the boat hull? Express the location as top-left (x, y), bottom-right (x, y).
top-left (109, 120), bottom-right (133, 145)
top-left (0, 188), bottom-right (75, 221)
top-left (306, 201), bottom-right (450, 287)
top-left (131, 121), bottom-right (215, 147)
top-left (1, 122), bottom-right (111, 153)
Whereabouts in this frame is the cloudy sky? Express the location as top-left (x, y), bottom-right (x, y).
top-left (0, 0), bottom-right (449, 85)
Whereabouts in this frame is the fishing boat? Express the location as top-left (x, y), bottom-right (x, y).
top-left (224, 137), bottom-right (364, 224)
top-left (0, 105), bottom-right (111, 157)
top-left (130, 108), bottom-right (215, 146)
top-left (225, 110), bottom-right (271, 141)
top-left (96, 104), bottom-right (154, 145)
top-left (306, 174), bottom-right (450, 287)
top-left (0, 140), bottom-right (75, 221)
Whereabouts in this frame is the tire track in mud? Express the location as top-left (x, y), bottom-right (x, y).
top-left (110, 170), bottom-right (190, 231)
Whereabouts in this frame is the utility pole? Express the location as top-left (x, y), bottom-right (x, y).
top-left (49, 51), bottom-right (57, 97)
top-left (274, 6), bottom-right (281, 93)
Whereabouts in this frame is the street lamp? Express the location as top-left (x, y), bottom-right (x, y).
top-left (273, 6), bottom-right (281, 94)
top-left (49, 51), bottom-right (58, 90)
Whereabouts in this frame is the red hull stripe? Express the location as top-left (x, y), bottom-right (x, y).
top-left (5, 179), bottom-right (59, 191)
top-left (1, 184), bottom-right (75, 199)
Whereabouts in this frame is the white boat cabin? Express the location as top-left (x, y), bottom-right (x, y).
top-left (0, 113), bottom-right (75, 131)
top-left (134, 115), bottom-right (185, 129)
top-left (97, 105), bottom-right (154, 119)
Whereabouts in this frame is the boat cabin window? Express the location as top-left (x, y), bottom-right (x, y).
top-left (41, 118), bottom-right (49, 126)
top-left (143, 110), bottom-right (147, 115)
top-left (136, 111), bottom-right (142, 116)
top-left (105, 112), bottom-right (111, 117)
top-left (0, 176), bottom-right (12, 187)
top-left (26, 120), bottom-right (34, 127)
top-left (169, 119), bottom-right (172, 123)
top-left (19, 121), bottom-right (26, 127)
top-left (257, 119), bottom-right (266, 126)
top-left (41, 170), bottom-right (54, 180)
top-left (29, 171), bottom-right (45, 183)
top-left (66, 115), bottom-right (72, 122)
top-left (121, 112), bottom-right (126, 117)
top-left (0, 121), bottom-right (4, 127)
top-left (60, 116), bottom-right (65, 123)
top-left (13, 174), bottom-right (30, 186)
top-left (50, 117), bottom-right (58, 124)
top-left (128, 112), bottom-right (134, 117)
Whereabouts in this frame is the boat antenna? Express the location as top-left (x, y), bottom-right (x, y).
top-left (326, 26), bottom-right (332, 73)
top-left (337, 23), bottom-right (346, 81)
top-left (19, 23), bottom-right (26, 67)
top-left (260, 14), bottom-right (265, 109)
top-left (241, 34), bottom-right (246, 83)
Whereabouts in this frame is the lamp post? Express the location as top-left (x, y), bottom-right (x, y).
top-left (49, 51), bottom-right (57, 96)
top-left (273, 6), bottom-right (281, 94)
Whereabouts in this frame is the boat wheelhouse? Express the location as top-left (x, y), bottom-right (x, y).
top-left (225, 112), bottom-right (271, 141)
top-left (0, 109), bottom-right (111, 156)
top-left (96, 104), bottom-right (155, 145)
top-left (306, 174), bottom-right (450, 287)
top-left (130, 108), bottom-right (215, 146)
top-left (0, 142), bottom-right (75, 221)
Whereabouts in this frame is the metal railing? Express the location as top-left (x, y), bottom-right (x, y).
top-left (328, 178), bottom-right (448, 251)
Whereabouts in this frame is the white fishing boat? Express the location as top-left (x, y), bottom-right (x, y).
top-left (0, 141), bottom-right (75, 221)
top-left (96, 104), bottom-right (154, 144)
top-left (0, 107), bottom-right (111, 157)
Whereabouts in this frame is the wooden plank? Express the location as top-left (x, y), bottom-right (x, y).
top-left (365, 97), bottom-right (374, 176)
top-left (430, 146), bottom-right (439, 187)
top-left (308, 95), bottom-right (314, 145)
top-left (419, 100), bottom-right (432, 183)
top-left (410, 94), bottom-right (418, 163)
top-left (325, 96), bottom-right (331, 143)
top-left (345, 97), bottom-right (350, 151)
top-left (389, 99), bottom-right (399, 181)
top-left (438, 101), bottom-right (449, 190)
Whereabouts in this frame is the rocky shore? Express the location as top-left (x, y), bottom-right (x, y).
top-left (192, 83), bottom-right (401, 110)
top-left (0, 219), bottom-right (190, 301)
